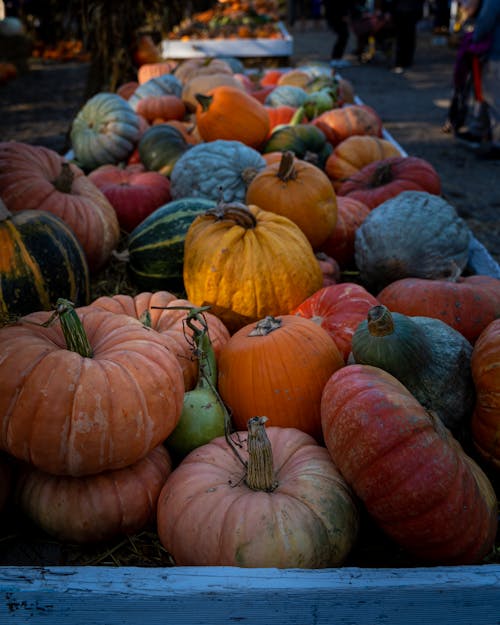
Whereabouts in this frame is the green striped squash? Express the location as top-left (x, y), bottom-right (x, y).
top-left (127, 197), bottom-right (216, 290)
top-left (0, 202), bottom-right (90, 320)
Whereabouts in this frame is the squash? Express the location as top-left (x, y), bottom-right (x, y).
top-left (351, 304), bottom-right (475, 437)
top-left (128, 74), bottom-right (183, 111)
top-left (0, 300), bottom-right (184, 476)
top-left (245, 151), bottom-right (338, 249)
top-left (183, 202), bottom-right (324, 333)
top-left (0, 452), bottom-right (13, 513)
top-left (377, 275), bottom-right (500, 344)
top-left (217, 314), bottom-right (344, 440)
top-left (126, 197), bottom-right (217, 290)
top-left (157, 418), bottom-right (359, 567)
top-left (70, 92), bottom-right (142, 171)
top-left (354, 191), bottom-right (472, 291)
top-left (88, 163), bottom-right (171, 232)
top-left (137, 61), bottom-right (177, 85)
top-left (0, 141), bottom-right (120, 272)
top-left (181, 72), bottom-right (244, 111)
top-left (262, 119), bottom-right (332, 169)
top-left (16, 445), bottom-right (172, 543)
top-left (170, 140), bottom-right (267, 204)
top-left (137, 123), bottom-right (192, 177)
top-left (471, 319), bottom-right (500, 470)
top-left (264, 84), bottom-right (308, 108)
top-left (0, 200), bottom-right (89, 319)
top-left (321, 364), bottom-right (498, 565)
top-left (337, 155), bottom-right (442, 209)
top-left (195, 85), bottom-right (270, 150)
top-left (174, 57), bottom-right (234, 85)
top-left (312, 104), bottom-right (383, 147)
top-left (291, 283), bottom-right (379, 363)
top-left (135, 94), bottom-right (186, 124)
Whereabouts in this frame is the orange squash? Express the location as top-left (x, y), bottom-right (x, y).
top-left (312, 104), bottom-right (383, 147)
top-left (136, 94), bottom-right (186, 124)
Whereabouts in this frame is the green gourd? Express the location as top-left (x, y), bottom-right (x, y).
top-left (351, 304), bottom-right (475, 439)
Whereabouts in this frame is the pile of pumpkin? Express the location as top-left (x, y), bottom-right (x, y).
top-left (0, 54), bottom-right (499, 570)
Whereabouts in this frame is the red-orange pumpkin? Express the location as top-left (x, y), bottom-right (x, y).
top-left (471, 318), bottom-right (500, 469)
top-left (136, 94), bottom-right (186, 124)
top-left (291, 283), bottom-right (379, 362)
top-left (377, 275), bottom-right (500, 344)
top-left (321, 364), bottom-right (498, 565)
top-left (312, 104), bottom-right (383, 147)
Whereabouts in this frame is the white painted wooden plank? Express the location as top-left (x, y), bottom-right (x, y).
top-left (1, 565), bottom-right (500, 624)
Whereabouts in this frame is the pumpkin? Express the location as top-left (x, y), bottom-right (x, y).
top-left (471, 319), bottom-right (500, 470)
top-left (174, 57), bottom-right (234, 85)
top-left (116, 80), bottom-right (138, 100)
top-left (264, 84), bottom-right (308, 108)
top-left (0, 141), bottom-right (120, 272)
top-left (277, 68), bottom-right (314, 89)
top-left (135, 94), bottom-right (186, 124)
top-left (262, 121), bottom-right (332, 169)
top-left (260, 68), bottom-right (286, 86)
top-left (133, 34), bottom-right (162, 66)
top-left (89, 291), bottom-right (230, 391)
top-left (377, 275), bottom-right (500, 344)
top-left (88, 163), bottom-right (171, 232)
top-left (182, 72), bottom-right (245, 112)
top-left (170, 140), bottom-right (267, 204)
top-left (0, 452), bottom-right (13, 513)
top-left (351, 304), bottom-right (475, 437)
top-left (354, 191), bottom-right (472, 291)
top-left (126, 197), bottom-right (217, 290)
top-left (137, 61), bottom-right (177, 85)
top-left (218, 315), bottom-right (344, 440)
top-left (183, 203), bottom-right (324, 333)
top-left (157, 418), bottom-right (359, 567)
top-left (16, 445), bottom-right (172, 543)
top-left (128, 74), bottom-right (183, 111)
top-left (291, 283), bottom-right (379, 363)
top-left (195, 85), bottom-right (270, 150)
top-left (337, 155), bottom-right (442, 209)
top-left (312, 104), bottom-right (383, 147)
top-left (70, 92), bottom-right (142, 171)
top-left (324, 135), bottom-right (402, 190)
top-left (265, 104), bottom-right (299, 135)
top-left (321, 364), bottom-right (498, 565)
top-left (137, 123), bottom-right (192, 177)
top-left (0, 200), bottom-right (89, 319)
top-left (245, 151), bottom-right (338, 249)
top-left (317, 196), bottom-right (370, 267)
top-left (316, 252), bottom-right (341, 287)
top-left (0, 300), bottom-right (184, 476)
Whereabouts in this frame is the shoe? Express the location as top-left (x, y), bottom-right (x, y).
top-left (391, 66), bottom-right (404, 74)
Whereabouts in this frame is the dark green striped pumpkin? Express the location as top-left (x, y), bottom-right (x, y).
top-left (127, 197), bottom-right (216, 290)
top-left (0, 203), bottom-right (90, 319)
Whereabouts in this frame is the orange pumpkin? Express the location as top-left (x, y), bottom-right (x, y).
top-left (245, 151), bottom-right (338, 249)
top-left (471, 319), bottom-right (500, 470)
top-left (312, 104), bottom-right (383, 147)
top-left (138, 61), bottom-right (177, 84)
top-left (217, 315), bottom-right (344, 441)
top-left (136, 94), bottom-right (186, 124)
top-left (195, 85), bottom-right (270, 149)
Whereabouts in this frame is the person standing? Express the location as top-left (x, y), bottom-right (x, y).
top-left (388, 0), bottom-right (426, 71)
top-left (323, 0), bottom-right (352, 66)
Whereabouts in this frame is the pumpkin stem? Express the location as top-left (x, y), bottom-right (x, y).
top-left (52, 162), bottom-right (75, 193)
top-left (289, 105), bottom-right (306, 127)
top-left (205, 202), bottom-right (257, 229)
top-left (370, 162), bottom-right (394, 188)
top-left (249, 316), bottom-right (282, 336)
top-left (194, 93), bottom-right (213, 112)
top-left (41, 298), bottom-right (93, 357)
top-left (277, 151), bottom-right (297, 181)
top-left (366, 305), bottom-right (394, 337)
top-left (245, 416), bottom-right (278, 492)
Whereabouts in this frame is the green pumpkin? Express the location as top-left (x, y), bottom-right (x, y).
top-left (264, 85), bottom-right (308, 108)
top-left (70, 92), bottom-right (141, 172)
top-left (351, 304), bottom-right (475, 439)
top-left (0, 200), bottom-right (90, 319)
top-left (263, 122), bottom-right (332, 169)
top-left (138, 124), bottom-right (192, 177)
top-left (127, 197), bottom-right (217, 290)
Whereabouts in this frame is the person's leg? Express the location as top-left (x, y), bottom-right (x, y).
top-left (393, 12), bottom-right (418, 68)
top-left (331, 15), bottom-right (350, 59)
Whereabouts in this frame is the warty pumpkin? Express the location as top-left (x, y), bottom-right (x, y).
top-left (0, 141), bottom-right (120, 272)
top-left (16, 445), bottom-right (172, 543)
top-left (183, 202), bottom-right (324, 332)
top-left (0, 299), bottom-right (184, 476)
top-left (471, 318), bottom-right (500, 470)
top-left (245, 150), bottom-right (338, 249)
top-left (321, 364), bottom-right (498, 565)
top-left (157, 418), bottom-right (359, 567)
top-left (195, 85), bottom-right (270, 150)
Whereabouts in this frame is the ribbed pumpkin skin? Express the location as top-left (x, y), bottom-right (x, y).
top-left (377, 275), bottom-right (500, 344)
top-left (127, 197), bottom-right (216, 289)
top-left (0, 208), bottom-right (90, 317)
top-left (321, 364), bottom-right (498, 565)
top-left (218, 315), bottom-right (344, 441)
top-left (0, 141), bottom-right (120, 272)
top-left (183, 205), bottom-right (324, 333)
top-left (0, 308), bottom-right (184, 476)
top-left (312, 104), bottom-right (383, 147)
top-left (70, 92), bottom-right (142, 171)
top-left (157, 426), bottom-right (359, 568)
top-left (16, 445), bottom-right (172, 543)
top-left (471, 319), bottom-right (500, 470)
top-left (89, 291), bottom-right (230, 391)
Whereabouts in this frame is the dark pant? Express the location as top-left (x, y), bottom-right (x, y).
top-left (324, 3), bottom-right (350, 60)
top-left (392, 11), bottom-right (421, 68)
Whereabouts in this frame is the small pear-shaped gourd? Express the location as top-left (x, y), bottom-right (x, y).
top-left (351, 304), bottom-right (475, 438)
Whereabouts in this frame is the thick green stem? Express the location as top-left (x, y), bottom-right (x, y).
top-left (51, 298), bottom-right (93, 357)
top-left (245, 416), bottom-right (278, 492)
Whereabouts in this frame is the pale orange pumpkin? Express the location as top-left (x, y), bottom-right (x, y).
top-left (312, 104), bottom-right (383, 147)
top-left (136, 94), bottom-right (186, 124)
top-left (138, 61), bottom-right (177, 85)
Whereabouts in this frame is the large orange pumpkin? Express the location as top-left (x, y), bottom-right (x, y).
top-left (312, 104), bottom-right (383, 147)
top-left (217, 315), bottom-right (344, 441)
top-left (0, 300), bottom-right (184, 476)
top-left (245, 151), bottom-right (338, 249)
